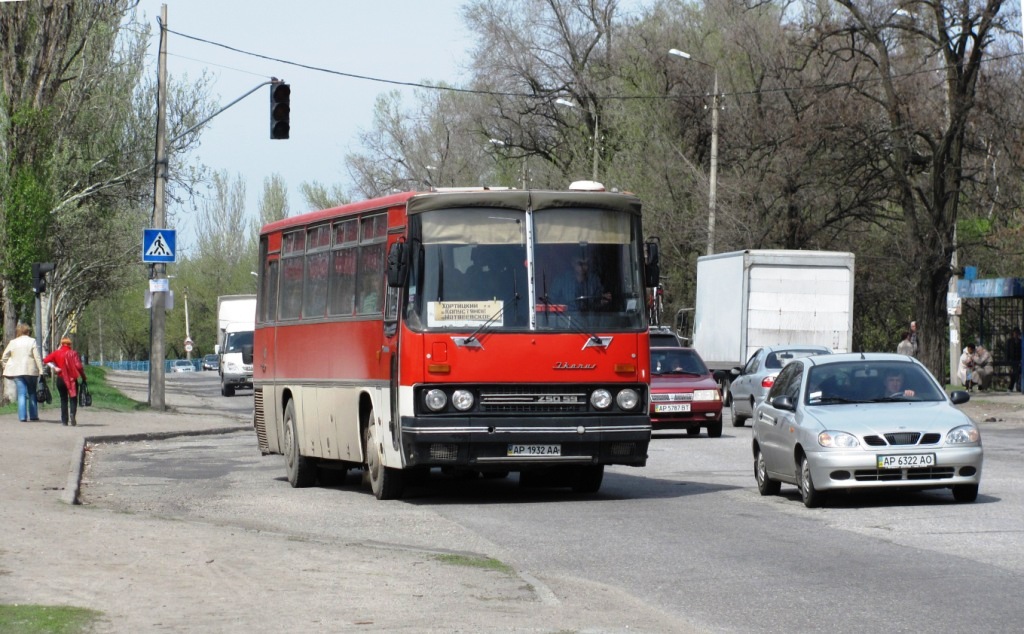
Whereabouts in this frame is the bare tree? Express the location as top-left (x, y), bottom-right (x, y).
top-left (0, 0), bottom-right (213, 351)
top-left (809, 0), bottom-right (1013, 379)
top-left (259, 173), bottom-right (290, 225)
top-left (298, 181), bottom-right (347, 212)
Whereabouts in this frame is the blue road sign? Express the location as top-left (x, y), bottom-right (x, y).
top-left (143, 229), bottom-right (176, 263)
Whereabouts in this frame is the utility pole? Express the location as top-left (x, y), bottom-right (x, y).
top-left (148, 3), bottom-right (168, 409)
top-left (707, 69), bottom-right (719, 256)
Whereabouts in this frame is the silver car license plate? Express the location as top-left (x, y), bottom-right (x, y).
top-left (877, 453), bottom-right (936, 468)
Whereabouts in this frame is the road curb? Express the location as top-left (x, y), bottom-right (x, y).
top-left (62, 426), bottom-right (247, 505)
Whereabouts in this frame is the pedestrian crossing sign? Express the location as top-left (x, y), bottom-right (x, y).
top-left (143, 229), bottom-right (176, 263)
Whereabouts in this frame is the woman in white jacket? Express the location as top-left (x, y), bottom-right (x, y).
top-left (956, 343), bottom-right (977, 390)
top-left (1, 323), bottom-right (45, 421)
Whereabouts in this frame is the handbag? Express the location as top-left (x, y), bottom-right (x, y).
top-left (37, 377), bottom-right (53, 404)
top-left (79, 380), bottom-right (92, 407)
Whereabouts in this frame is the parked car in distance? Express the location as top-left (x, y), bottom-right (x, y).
top-left (201, 354), bottom-right (219, 371)
top-left (729, 345), bottom-right (832, 427)
top-left (649, 346), bottom-right (723, 437)
top-left (171, 359), bottom-right (195, 373)
top-left (649, 325), bottom-right (683, 347)
top-left (752, 353), bottom-right (982, 508)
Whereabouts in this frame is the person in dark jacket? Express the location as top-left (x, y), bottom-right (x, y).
top-left (1008, 327), bottom-right (1022, 392)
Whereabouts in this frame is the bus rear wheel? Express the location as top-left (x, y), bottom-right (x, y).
top-left (363, 414), bottom-right (404, 500)
top-left (283, 400), bottom-right (315, 488)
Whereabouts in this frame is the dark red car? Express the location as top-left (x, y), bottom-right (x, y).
top-left (649, 346), bottom-right (723, 437)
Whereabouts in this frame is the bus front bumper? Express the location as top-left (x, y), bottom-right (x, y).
top-left (399, 414), bottom-right (651, 468)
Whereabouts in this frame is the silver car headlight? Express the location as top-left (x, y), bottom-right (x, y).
top-left (424, 389), bottom-right (448, 412)
top-left (591, 389), bottom-right (613, 409)
top-left (451, 389), bottom-right (475, 411)
top-left (818, 431), bottom-right (860, 448)
top-left (616, 388), bottom-right (639, 410)
top-left (692, 389), bottom-right (721, 402)
top-left (946, 424), bottom-right (980, 444)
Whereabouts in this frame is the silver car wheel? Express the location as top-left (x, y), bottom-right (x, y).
top-left (799, 455), bottom-right (825, 508)
top-left (755, 448), bottom-right (780, 496)
top-left (730, 392), bottom-right (749, 426)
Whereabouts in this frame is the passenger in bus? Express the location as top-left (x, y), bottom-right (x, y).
top-left (550, 255), bottom-right (610, 310)
top-left (465, 247), bottom-right (526, 321)
top-left (359, 276), bottom-right (380, 313)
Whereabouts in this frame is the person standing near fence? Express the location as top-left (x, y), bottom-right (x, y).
top-left (1008, 327), bottom-right (1022, 392)
top-left (43, 337), bottom-right (84, 426)
top-left (972, 343), bottom-right (995, 392)
top-left (1, 323), bottom-right (44, 422)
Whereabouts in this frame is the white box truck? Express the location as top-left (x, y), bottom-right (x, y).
top-left (691, 249), bottom-right (855, 387)
top-left (216, 294), bottom-right (256, 397)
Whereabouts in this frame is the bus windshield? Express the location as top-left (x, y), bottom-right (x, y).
top-left (406, 206), bottom-right (645, 332)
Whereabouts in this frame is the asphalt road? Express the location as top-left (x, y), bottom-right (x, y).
top-left (85, 374), bottom-right (1024, 633)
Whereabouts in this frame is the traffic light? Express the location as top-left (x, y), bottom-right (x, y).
top-left (32, 262), bottom-right (55, 295)
top-left (270, 82), bottom-right (290, 139)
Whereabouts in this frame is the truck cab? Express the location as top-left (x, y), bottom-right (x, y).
top-left (219, 321), bottom-right (254, 396)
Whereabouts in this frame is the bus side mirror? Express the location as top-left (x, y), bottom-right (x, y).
top-left (644, 238), bottom-right (660, 287)
top-left (387, 241), bottom-right (408, 288)
top-left (242, 344), bottom-right (254, 365)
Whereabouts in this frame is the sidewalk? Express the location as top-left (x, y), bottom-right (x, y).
top-left (0, 373), bottom-right (691, 633)
top-left (2, 371), bottom-right (247, 506)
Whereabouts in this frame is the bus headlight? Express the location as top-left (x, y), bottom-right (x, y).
top-left (451, 389), bottom-right (475, 411)
top-left (591, 389), bottom-right (613, 409)
top-left (424, 389), bottom-right (447, 412)
top-left (616, 388), bottom-right (640, 410)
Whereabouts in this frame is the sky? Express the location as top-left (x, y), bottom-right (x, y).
top-left (134, 0), bottom-right (475, 252)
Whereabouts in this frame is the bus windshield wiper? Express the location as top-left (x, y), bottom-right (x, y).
top-left (436, 258), bottom-right (445, 300)
top-left (463, 304), bottom-right (505, 345)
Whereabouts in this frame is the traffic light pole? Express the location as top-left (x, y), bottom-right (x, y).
top-left (148, 5), bottom-right (284, 407)
top-left (169, 79), bottom-right (279, 146)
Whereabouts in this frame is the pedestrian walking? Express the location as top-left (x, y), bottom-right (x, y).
top-left (43, 337), bottom-right (85, 426)
top-left (909, 320), bottom-right (919, 357)
top-left (1, 323), bottom-right (45, 422)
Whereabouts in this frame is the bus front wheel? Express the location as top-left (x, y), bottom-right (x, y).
top-left (571, 465), bottom-right (604, 493)
top-left (363, 414), bottom-right (405, 500)
top-left (284, 400), bottom-right (316, 488)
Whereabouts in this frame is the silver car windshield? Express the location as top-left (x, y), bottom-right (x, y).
top-left (806, 361), bottom-right (946, 404)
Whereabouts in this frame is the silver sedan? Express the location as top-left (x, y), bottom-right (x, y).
top-left (729, 345), bottom-right (831, 426)
top-left (752, 353), bottom-right (982, 507)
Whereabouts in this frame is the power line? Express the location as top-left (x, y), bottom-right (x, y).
top-left (166, 27), bottom-right (528, 98)
top-left (166, 27), bottom-right (1023, 104)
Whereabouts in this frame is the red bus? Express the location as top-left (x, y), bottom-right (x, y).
top-left (253, 183), bottom-right (660, 499)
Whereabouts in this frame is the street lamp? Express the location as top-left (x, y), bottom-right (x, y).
top-left (555, 97), bottom-right (600, 181)
top-left (669, 48), bottom-right (719, 255)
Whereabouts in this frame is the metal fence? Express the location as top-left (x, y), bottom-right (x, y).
top-left (93, 360), bottom-right (199, 372)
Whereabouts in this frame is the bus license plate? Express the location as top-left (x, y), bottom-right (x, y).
top-left (877, 453), bottom-right (936, 468)
top-left (508, 444), bottom-right (561, 456)
top-left (655, 403), bottom-right (691, 413)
